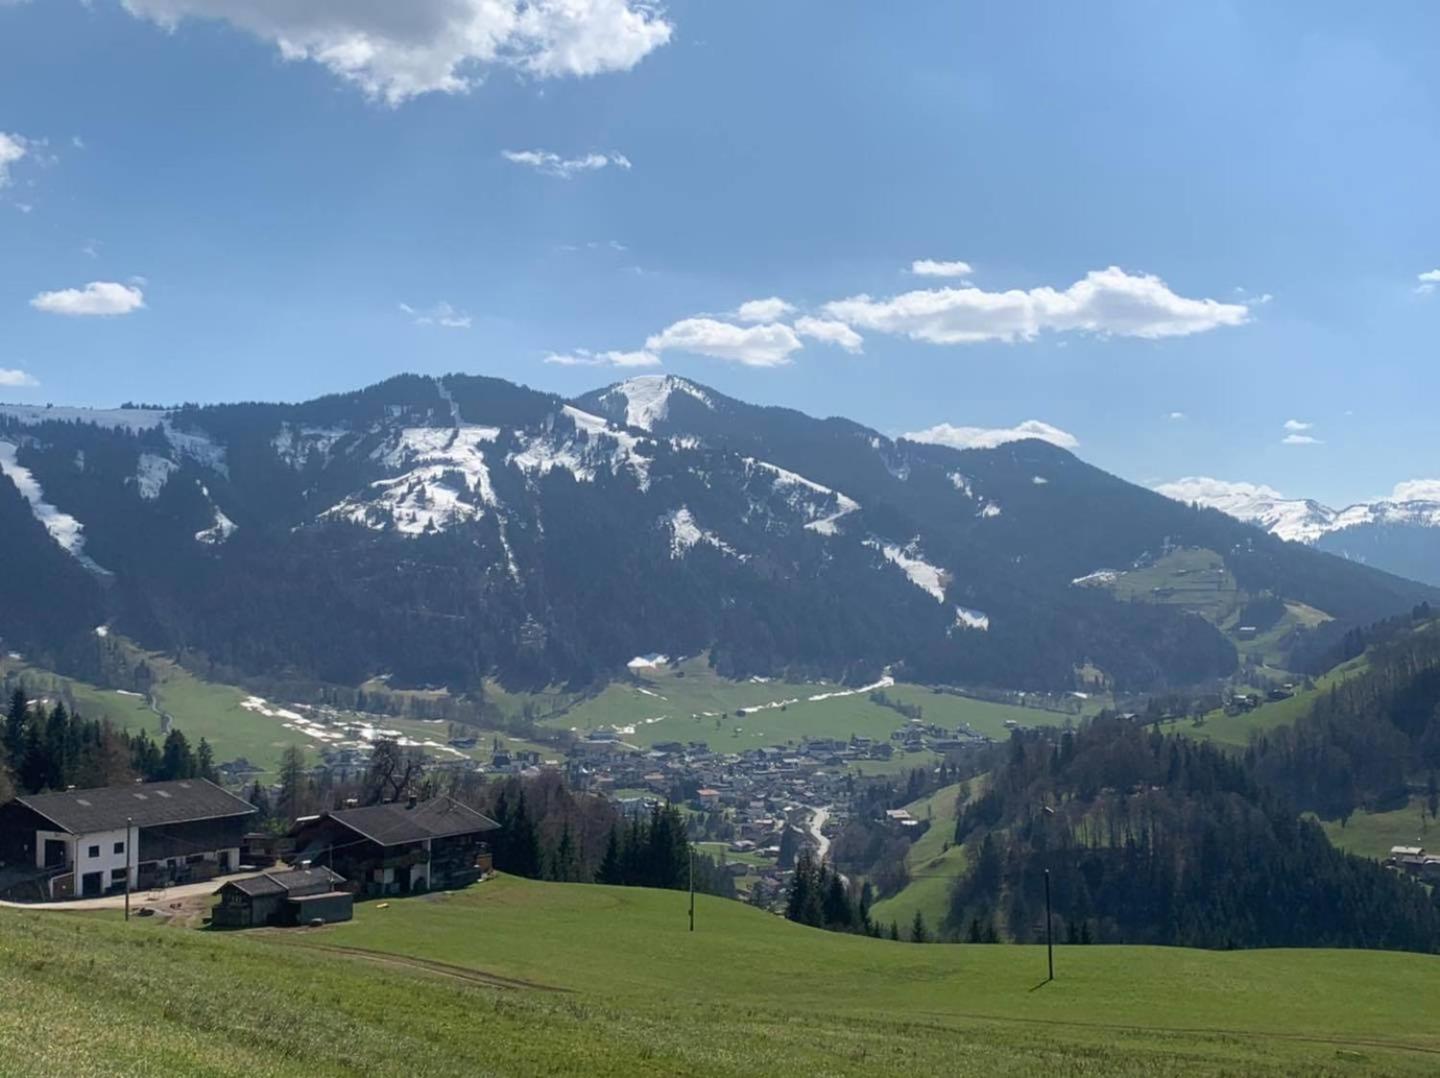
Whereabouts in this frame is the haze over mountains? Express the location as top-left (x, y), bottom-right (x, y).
top-left (1, 374), bottom-right (1434, 695)
top-left (1156, 477), bottom-right (1440, 587)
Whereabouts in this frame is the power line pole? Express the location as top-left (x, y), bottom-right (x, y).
top-left (688, 846), bottom-right (695, 932)
top-left (124, 816), bottom-right (133, 922)
top-left (1044, 867), bottom-right (1054, 982)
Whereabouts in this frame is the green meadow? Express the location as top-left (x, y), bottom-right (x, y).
top-left (527, 655), bottom-right (1080, 755)
top-left (3, 875), bottom-right (1435, 1076)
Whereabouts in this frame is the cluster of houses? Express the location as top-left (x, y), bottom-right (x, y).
top-left (302, 739), bottom-right (553, 786)
top-left (1386, 845), bottom-right (1440, 881)
top-left (1225, 686), bottom-right (1297, 716)
top-left (0, 778), bottom-right (499, 929)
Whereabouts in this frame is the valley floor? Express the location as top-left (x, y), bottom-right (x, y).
top-left (2, 875), bottom-right (1438, 1076)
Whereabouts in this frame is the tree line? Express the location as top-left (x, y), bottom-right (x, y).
top-left (942, 719), bottom-right (1440, 952)
top-left (239, 737), bottom-right (734, 899)
top-left (1, 689), bottom-right (218, 802)
top-left (1247, 616), bottom-right (1440, 824)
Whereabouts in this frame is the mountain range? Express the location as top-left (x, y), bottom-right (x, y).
top-left (1, 374), bottom-right (1435, 695)
top-left (1154, 477), bottom-right (1440, 587)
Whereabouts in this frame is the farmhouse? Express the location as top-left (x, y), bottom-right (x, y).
top-left (211, 866), bottom-right (351, 928)
top-left (290, 796), bottom-right (498, 897)
top-left (0, 779), bottom-right (256, 900)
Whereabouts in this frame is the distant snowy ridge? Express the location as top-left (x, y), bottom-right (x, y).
top-left (1155, 477), bottom-right (1440, 544)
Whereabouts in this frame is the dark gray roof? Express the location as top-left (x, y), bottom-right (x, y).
top-left (322, 797), bottom-right (499, 846)
top-left (17, 779), bottom-right (257, 835)
top-left (218, 866), bottom-right (345, 898)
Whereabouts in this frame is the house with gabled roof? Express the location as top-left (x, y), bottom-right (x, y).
top-left (290, 796), bottom-right (499, 897)
top-left (0, 779), bottom-right (256, 900)
top-left (212, 866), bottom-right (351, 928)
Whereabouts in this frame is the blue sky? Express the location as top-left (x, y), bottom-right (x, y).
top-left (2, 0), bottom-right (1438, 507)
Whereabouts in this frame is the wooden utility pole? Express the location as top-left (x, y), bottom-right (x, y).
top-left (124, 816), bottom-right (133, 922)
top-left (1044, 868), bottom-right (1054, 981)
top-left (688, 846), bottom-right (695, 932)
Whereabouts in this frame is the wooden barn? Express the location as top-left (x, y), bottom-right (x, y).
top-left (290, 797), bottom-right (498, 897)
top-left (211, 866), bottom-right (351, 928)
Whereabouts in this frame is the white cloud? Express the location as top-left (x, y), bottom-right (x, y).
top-left (544, 348), bottom-right (659, 368)
top-left (502, 149), bottom-right (631, 178)
top-left (31, 281), bottom-right (145, 317)
top-left (1168, 411), bottom-right (1187, 420)
top-left (825, 266), bottom-right (1250, 345)
top-left (0, 368), bottom-right (39, 388)
top-left (911, 259), bottom-right (974, 279)
top-left (1391, 479), bottom-right (1440, 503)
top-left (1282, 419), bottom-right (1312, 432)
top-left (735, 297), bottom-right (794, 323)
top-left (400, 301), bottom-right (471, 329)
top-left (119, 0), bottom-right (672, 105)
top-left (794, 316), bottom-right (863, 353)
top-left (1415, 269), bottom-right (1440, 296)
top-left (0, 132), bottom-right (26, 188)
top-left (904, 419), bottom-right (1079, 451)
top-left (1282, 433), bottom-right (1322, 446)
top-left (645, 318), bottom-right (803, 368)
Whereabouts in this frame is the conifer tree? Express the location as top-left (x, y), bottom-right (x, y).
top-left (596, 826), bottom-right (623, 885)
top-left (910, 910), bottom-right (929, 943)
top-left (507, 792), bottom-right (542, 878)
top-left (4, 689), bottom-right (26, 764)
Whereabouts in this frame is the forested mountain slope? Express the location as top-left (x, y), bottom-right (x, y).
top-left (1, 373), bottom-right (1434, 694)
top-left (946, 718), bottom-right (1440, 952)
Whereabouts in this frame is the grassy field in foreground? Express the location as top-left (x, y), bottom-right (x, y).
top-left (4, 876), bottom-right (1440, 1076)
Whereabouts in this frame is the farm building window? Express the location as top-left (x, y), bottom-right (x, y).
top-left (87, 845), bottom-right (100, 858)
top-left (113, 842), bottom-right (125, 855)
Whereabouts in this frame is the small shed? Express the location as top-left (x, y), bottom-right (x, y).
top-left (212, 866), bottom-right (349, 928)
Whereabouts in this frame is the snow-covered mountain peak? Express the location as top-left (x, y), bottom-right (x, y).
top-left (599, 375), bottom-right (714, 431)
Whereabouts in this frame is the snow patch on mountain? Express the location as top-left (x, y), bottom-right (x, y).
top-left (979, 502), bottom-right (1002, 518)
top-left (0, 404), bottom-right (167, 431)
top-left (667, 506), bottom-right (737, 559)
top-left (745, 458), bottom-right (860, 535)
top-left (132, 453), bottom-right (178, 500)
top-left (196, 506), bottom-right (237, 545)
top-left (1072, 569), bottom-right (1120, 587)
top-left (324, 425), bottom-right (500, 535)
top-left (509, 407), bottom-right (652, 487)
top-left (373, 425), bottom-right (500, 469)
top-left (949, 472), bottom-right (974, 497)
top-left (954, 606), bottom-right (990, 631)
top-left (163, 423), bottom-right (229, 477)
top-left (869, 538), bottom-right (948, 602)
top-left (0, 439), bottom-right (107, 572)
top-left (273, 424), bottom-right (351, 469)
top-left (601, 375), bottom-right (713, 431)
